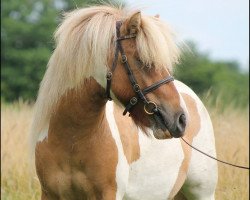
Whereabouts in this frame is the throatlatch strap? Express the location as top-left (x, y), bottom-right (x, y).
top-left (123, 102), bottom-right (135, 115)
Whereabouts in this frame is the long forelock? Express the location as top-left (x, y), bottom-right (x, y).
top-left (30, 4), bottom-right (180, 153)
top-left (137, 15), bottom-right (180, 72)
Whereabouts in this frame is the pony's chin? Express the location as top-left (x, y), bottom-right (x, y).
top-left (153, 129), bottom-right (172, 140)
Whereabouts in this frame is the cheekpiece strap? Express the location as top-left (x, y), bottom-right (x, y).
top-left (105, 21), bottom-right (123, 100)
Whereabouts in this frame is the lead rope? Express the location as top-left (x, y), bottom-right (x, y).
top-left (181, 137), bottom-right (250, 170)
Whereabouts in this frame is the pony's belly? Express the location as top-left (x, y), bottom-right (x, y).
top-left (124, 131), bottom-right (184, 200)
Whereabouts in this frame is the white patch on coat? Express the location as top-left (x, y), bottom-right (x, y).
top-left (174, 80), bottom-right (218, 199)
top-left (173, 80), bottom-right (201, 103)
top-left (106, 101), bottom-right (129, 200)
top-left (124, 129), bottom-right (184, 200)
top-left (104, 80), bottom-right (217, 199)
top-left (175, 80), bottom-right (189, 119)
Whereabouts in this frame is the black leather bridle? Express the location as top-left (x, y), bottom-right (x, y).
top-left (106, 21), bottom-right (174, 118)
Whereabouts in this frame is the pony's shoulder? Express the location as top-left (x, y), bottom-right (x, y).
top-left (174, 80), bottom-right (201, 103)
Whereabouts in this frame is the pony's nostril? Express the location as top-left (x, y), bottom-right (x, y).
top-left (170, 113), bottom-right (186, 138)
top-left (178, 113), bottom-right (186, 127)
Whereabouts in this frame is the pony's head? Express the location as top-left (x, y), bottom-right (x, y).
top-left (107, 11), bottom-right (187, 139)
top-left (31, 5), bottom-right (187, 146)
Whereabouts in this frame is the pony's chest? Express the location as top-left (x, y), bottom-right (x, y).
top-left (124, 131), bottom-right (184, 200)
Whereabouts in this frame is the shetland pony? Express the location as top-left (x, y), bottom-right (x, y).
top-left (30, 5), bottom-right (218, 200)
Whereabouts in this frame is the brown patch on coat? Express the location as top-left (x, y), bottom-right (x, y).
top-left (35, 78), bottom-right (118, 200)
top-left (113, 104), bottom-right (140, 163)
top-left (168, 93), bottom-right (201, 199)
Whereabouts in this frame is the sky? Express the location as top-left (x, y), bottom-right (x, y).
top-left (127, 0), bottom-right (249, 71)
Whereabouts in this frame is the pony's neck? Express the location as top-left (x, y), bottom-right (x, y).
top-left (49, 77), bottom-right (107, 137)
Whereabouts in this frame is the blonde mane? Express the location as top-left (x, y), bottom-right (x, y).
top-left (30, 4), bottom-right (180, 152)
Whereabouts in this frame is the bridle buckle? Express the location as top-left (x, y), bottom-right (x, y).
top-left (133, 84), bottom-right (140, 92)
top-left (130, 97), bottom-right (138, 105)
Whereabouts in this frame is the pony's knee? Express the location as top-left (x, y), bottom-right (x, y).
top-left (173, 191), bottom-right (188, 200)
top-left (180, 186), bottom-right (216, 200)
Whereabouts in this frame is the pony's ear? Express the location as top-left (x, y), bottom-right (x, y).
top-left (125, 11), bottom-right (141, 34)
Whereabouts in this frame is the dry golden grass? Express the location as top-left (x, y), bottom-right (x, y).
top-left (210, 105), bottom-right (249, 200)
top-left (1, 101), bottom-right (40, 200)
top-left (1, 101), bottom-right (249, 200)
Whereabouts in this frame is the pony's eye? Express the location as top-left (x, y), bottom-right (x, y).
top-left (135, 58), bottom-right (151, 69)
top-left (136, 58), bottom-right (143, 65)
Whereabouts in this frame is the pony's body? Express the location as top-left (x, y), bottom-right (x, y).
top-left (32, 5), bottom-right (217, 200)
top-left (35, 79), bottom-right (217, 200)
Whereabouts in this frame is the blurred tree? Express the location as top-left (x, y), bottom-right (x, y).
top-left (1, 0), bottom-right (124, 102)
top-left (174, 41), bottom-right (249, 107)
top-left (1, 1), bottom-right (248, 107)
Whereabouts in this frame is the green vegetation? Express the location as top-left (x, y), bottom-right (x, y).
top-left (175, 41), bottom-right (249, 108)
top-left (1, 0), bottom-right (124, 102)
top-left (1, 0), bottom-right (249, 108)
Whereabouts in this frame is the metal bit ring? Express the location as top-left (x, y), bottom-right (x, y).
top-left (144, 101), bottom-right (157, 115)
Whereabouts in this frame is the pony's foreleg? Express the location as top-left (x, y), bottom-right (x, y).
top-left (41, 192), bottom-right (49, 200)
top-left (179, 134), bottom-right (218, 200)
top-left (174, 191), bottom-right (188, 200)
top-left (179, 156), bottom-right (217, 200)
top-left (102, 189), bottom-right (118, 200)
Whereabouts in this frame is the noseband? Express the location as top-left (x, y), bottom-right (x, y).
top-left (106, 21), bottom-right (174, 117)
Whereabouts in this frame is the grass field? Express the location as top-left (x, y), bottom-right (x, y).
top-left (1, 101), bottom-right (249, 200)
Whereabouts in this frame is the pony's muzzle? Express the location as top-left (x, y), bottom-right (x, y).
top-left (153, 108), bottom-right (187, 139)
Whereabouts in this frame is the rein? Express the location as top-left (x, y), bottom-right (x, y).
top-left (181, 137), bottom-right (250, 170)
top-left (106, 21), bottom-right (174, 116)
